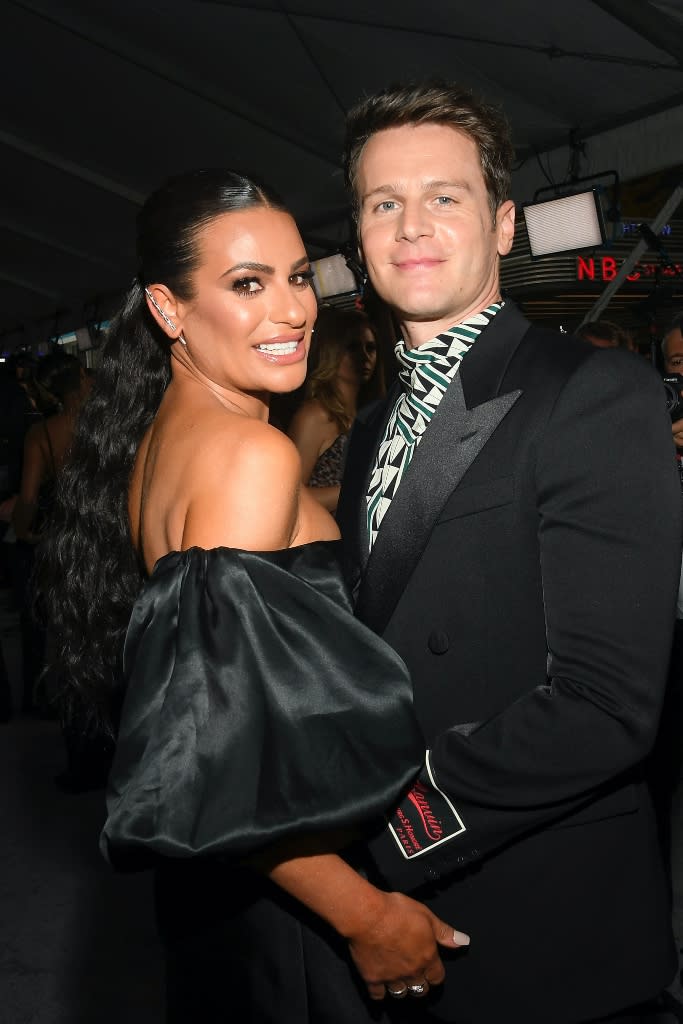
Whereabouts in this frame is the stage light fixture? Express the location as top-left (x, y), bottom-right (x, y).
top-left (523, 188), bottom-right (606, 258)
top-left (310, 254), bottom-right (358, 300)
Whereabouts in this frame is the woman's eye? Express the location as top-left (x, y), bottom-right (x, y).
top-left (290, 270), bottom-right (314, 288)
top-left (233, 277), bottom-right (262, 296)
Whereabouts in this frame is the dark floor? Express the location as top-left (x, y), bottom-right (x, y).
top-left (0, 714), bottom-right (164, 1024)
top-left (0, 603), bottom-right (164, 1024)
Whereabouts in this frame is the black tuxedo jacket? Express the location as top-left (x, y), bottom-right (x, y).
top-left (335, 302), bottom-right (682, 1022)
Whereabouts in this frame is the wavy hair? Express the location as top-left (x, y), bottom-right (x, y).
top-left (305, 306), bottom-right (379, 433)
top-left (39, 169), bottom-right (286, 735)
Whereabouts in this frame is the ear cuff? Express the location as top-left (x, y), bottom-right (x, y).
top-left (145, 287), bottom-right (177, 333)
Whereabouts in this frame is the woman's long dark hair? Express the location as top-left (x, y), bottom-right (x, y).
top-left (40, 169), bottom-right (286, 735)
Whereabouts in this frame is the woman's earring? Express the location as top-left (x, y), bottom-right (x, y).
top-left (145, 287), bottom-right (178, 333)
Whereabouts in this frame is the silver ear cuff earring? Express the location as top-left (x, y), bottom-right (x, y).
top-left (145, 287), bottom-right (178, 333)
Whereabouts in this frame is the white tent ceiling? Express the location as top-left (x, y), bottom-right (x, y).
top-left (1, 0), bottom-right (682, 343)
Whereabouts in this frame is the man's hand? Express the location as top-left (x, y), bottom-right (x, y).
top-left (345, 890), bottom-right (469, 1001)
top-left (672, 415), bottom-right (683, 449)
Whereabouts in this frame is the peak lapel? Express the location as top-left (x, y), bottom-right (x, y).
top-left (336, 389), bottom-right (399, 597)
top-left (355, 374), bottom-right (522, 635)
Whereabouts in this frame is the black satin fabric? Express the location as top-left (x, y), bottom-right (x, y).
top-left (101, 540), bottom-right (423, 869)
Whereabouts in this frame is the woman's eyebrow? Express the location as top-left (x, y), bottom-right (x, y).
top-left (222, 256), bottom-right (309, 277)
top-left (222, 261), bottom-right (274, 277)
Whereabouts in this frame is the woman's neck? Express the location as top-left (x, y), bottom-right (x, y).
top-left (171, 357), bottom-right (270, 421)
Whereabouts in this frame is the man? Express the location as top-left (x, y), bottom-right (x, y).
top-left (663, 313), bottom-right (683, 374)
top-left (663, 312), bottom-right (683, 449)
top-left (336, 81), bottom-right (682, 1023)
top-left (660, 311), bottom-right (683, 999)
top-left (575, 319), bottom-right (634, 351)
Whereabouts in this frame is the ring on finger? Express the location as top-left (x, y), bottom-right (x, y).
top-left (407, 982), bottom-right (429, 997)
top-left (387, 984), bottom-right (408, 999)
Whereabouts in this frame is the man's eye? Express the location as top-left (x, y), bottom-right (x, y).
top-left (233, 277), bottom-right (262, 295)
top-left (377, 200), bottom-right (397, 212)
top-left (435, 195), bottom-right (454, 205)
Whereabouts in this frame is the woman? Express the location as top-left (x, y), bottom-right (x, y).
top-left (13, 352), bottom-right (110, 781)
top-left (288, 306), bottom-right (382, 512)
top-left (13, 352), bottom-right (90, 544)
top-left (40, 171), bottom-right (466, 1021)
top-left (10, 353), bottom-right (90, 716)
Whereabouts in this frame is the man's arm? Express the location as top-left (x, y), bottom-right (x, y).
top-left (367, 351), bottom-right (682, 890)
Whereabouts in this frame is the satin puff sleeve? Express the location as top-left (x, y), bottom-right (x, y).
top-left (101, 542), bottom-right (423, 869)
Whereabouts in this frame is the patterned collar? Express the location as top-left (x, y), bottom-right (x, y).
top-left (365, 301), bottom-right (503, 550)
top-left (395, 301), bottom-right (504, 396)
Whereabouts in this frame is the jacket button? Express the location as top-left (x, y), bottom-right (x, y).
top-left (428, 630), bottom-right (450, 655)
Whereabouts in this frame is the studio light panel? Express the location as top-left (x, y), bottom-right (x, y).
top-left (523, 190), bottom-right (606, 258)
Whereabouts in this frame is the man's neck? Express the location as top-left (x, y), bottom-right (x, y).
top-left (400, 294), bottom-right (503, 350)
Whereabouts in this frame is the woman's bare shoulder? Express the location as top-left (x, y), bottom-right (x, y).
top-left (181, 415), bottom-right (304, 551)
top-left (191, 412), bottom-right (301, 483)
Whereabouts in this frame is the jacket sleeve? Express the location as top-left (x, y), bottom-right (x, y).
top-left (365, 350), bottom-right (683, 890)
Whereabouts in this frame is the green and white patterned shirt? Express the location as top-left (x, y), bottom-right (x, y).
top-left (366, 302), bottom-right (503, 550)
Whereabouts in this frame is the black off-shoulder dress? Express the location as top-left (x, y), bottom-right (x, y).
top-left (102, 541), bottom-right (423, 1023)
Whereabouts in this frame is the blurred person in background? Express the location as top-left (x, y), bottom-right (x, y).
top-left (576, 318), bottom-right (635, 351)
top-left (658, 310), bottom-right (683, 998)
top-left (13, 351), bottom-right (90, 544)
top-left (1, 352), bottom-right (75, 715)
top-left (664, 312), bottom-right (683, 451)
top-left (1, 352), bottom-right (46, 503)
top-left (288, 306), bottom-right (383, 512)
top-left (11, 350), bottom-right (110, 788)
top-left (11, 352), bottom-right (88, 716)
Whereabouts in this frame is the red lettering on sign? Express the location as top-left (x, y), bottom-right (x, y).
top-left (601, 256), bottom-right (617, 280)
top-left (577, 256), bottom-right (595, 280)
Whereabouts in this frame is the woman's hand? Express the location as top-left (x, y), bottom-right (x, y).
top-left (259, 846), bottom-right (469, 1000)
top-left (344, 889), bottom-right (469, 1001)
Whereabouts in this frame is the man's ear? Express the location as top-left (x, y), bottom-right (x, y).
top-left (144, 284), bottom-right (184, 339)
top-left (355, 217), bottom-right (366, 269)
top-left (496, 200), bottom-right (516, 257)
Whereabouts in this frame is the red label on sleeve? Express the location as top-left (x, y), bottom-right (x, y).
top-left (387, 754), bottom-right (466, 859)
